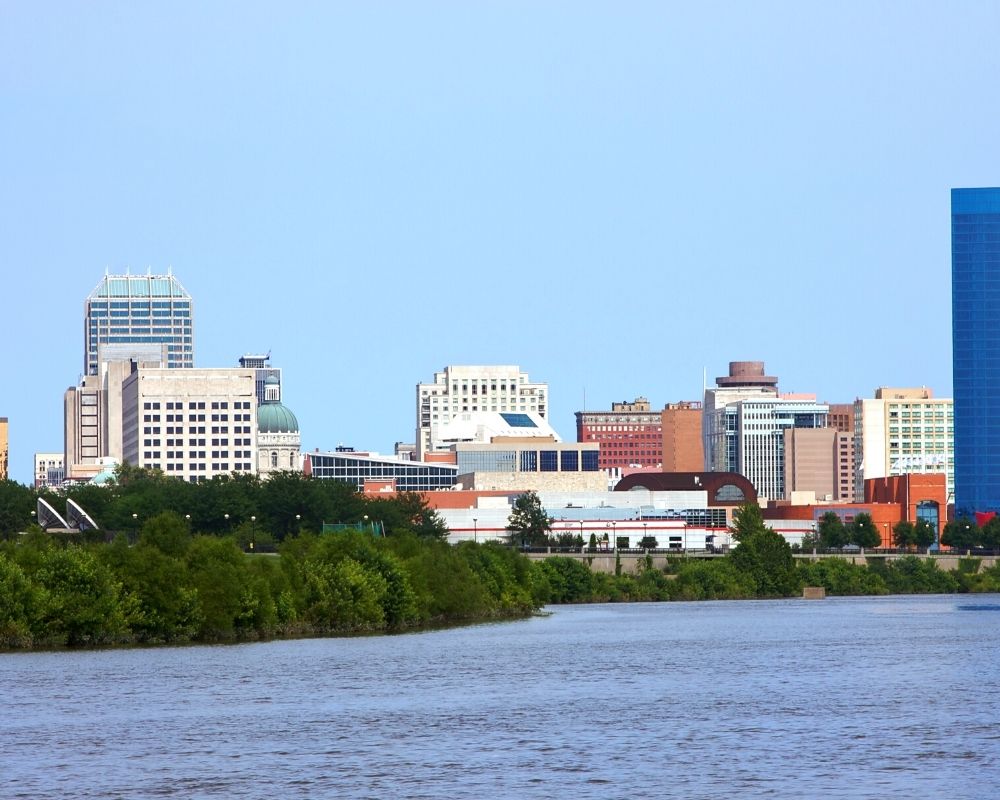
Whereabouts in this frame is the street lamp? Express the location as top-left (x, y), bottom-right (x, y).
top-left (579, 519), bottom-right (583, 547)
top-left (473, 517), bottom-right (478, 544)
top-left (132, 512), bottom-right (138, 542)
top-left (363, 514), bottom-right (369, 533)
top-left (250, 515), bottom-right (256, 552)
top-left (612, 520), bottom-right (617, 549)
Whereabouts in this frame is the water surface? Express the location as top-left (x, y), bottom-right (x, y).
top-left (4, 595), bottom-right (1000, 799)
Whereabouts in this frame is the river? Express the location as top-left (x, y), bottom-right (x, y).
top-left (3, 595), bottom-right (1000, 799)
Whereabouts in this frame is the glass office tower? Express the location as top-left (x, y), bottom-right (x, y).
top-left (84, 273), bottom-right (194, 375)
top-left (952, 188), bottom-right (1000, 514)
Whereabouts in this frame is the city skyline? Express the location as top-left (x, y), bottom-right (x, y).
top-left (4, 4), bottom-right (998, 483)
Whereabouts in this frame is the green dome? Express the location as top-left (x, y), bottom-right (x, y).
top-left (258, 401), bottom-right (299, 433)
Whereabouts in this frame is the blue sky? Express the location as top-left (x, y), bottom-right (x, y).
top-left (2, 2), bottom-right (998, 484)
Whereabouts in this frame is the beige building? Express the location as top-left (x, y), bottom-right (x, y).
top-left (417, 365), bottom-right (548, 458)
top-left (854, 387), bottom-right (953, 501)
top-left (65, 356), bottom-right (162, 482)
top-left (0, 417), bottom-right (8, 480)
top-left (122, 367), bottom-right (257, 482)
top-left (784, 428), bottom-right (855, 502)
top-left (34, 452), bottom-right (65, 488)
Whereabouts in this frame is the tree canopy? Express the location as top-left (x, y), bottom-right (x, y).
top-left (506, 491), bottom-right (553, 548)
top-left (0, 468), bottom-right (448, 545)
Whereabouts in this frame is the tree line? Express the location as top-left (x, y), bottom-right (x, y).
top-left (0, 466), bottom-right (448, 544)
top-left (0, 515), bottom-right (540, 649)
top-left (537, 503), bottom-right (1000, 603)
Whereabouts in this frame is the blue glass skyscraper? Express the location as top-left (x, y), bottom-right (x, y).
top-left (84, 272), bottom-right (194, 376)
top-left (952, 187), bottom-right (1000, 514)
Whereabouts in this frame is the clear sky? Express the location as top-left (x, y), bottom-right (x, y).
top-left (2, 2), bottom-right (999, 484)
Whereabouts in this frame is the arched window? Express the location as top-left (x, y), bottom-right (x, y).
top-left (271, 451), bottom-right (278, 468)
top-left (714, 484), bottom-right (746, 502)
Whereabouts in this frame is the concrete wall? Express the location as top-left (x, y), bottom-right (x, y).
top-left (525, 551), bottom-right (997, 575)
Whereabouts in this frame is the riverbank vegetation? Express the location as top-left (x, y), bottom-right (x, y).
top-left (533, 504), bottom-right (1000, 603)
top-left (0, 517), bottom-right (541, 649)
top-left (4, 473), bottom-right (1000, 651)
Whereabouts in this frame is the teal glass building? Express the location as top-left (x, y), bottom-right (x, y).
top-left (84, 273), bottom-right (194, 376)
top-left (952, 188), bottom-right (1000, 514)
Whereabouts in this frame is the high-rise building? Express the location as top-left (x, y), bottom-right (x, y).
top-left (84, 272), bottom-right (193, 376)
top-left (853, 387), bottom-right (953, 502)
top-left (575, 397), bottom-right (662, 475)
top-left (703, 361), bottom-right (779, 473)
top-left (65, 351), bottom-right (165, 481)
top-left (727, 395), bottom-right (829, 502)
top-left (661, 401), bottom-right (704, 472)
top-left (783, 427), bottom-right (854, 502)
top-left (952, 187), bottom-right (1000, 514)
top-left (121, 366), bottom-right (257, 482)
top-left (0, 417), bottom-right (8, 480)
top-left (416, 365), bottom-right (548, 458)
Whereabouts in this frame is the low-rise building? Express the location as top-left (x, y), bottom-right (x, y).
top-left (454, 440), bottom-right (604, 492)
top-left (34, 452), bottom-right (65, 488)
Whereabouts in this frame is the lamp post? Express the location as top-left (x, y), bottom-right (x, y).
top-left (473, 517), bottom-right (478, 544)
top-left (363, 514), bottom-right (369, 534)
top-left (612, 520), bottom-right (617, 549)
top-left (250, 515), bottom-right (256, 552)
top-left (131, 512), bottom-right (138, 542)
top-left (579, 519), bottom-right (583, 547)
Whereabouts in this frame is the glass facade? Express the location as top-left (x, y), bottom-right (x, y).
top-left (952, 188), bottom-right (1000, 514)
top-left (309, 453), bottom-right (458, 492)
top-left (85, 275), bottom-right (194, 375)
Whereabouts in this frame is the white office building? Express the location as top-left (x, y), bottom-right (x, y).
top-left (121, 367), bottom-right (257, 482)
top-left (416, 365), bottom-right (548, 458)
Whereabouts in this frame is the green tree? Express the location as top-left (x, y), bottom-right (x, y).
top-left (980, 517), bottom-right (1000, 550)
top-left (637, 535), bottom-right (659, 550)
top-left (507, 491), bottom-right (553, 548)
top-left (817, 511), bottom-right (849, 549)
top-left (730, 502), bottom-right (767, 540)
top-left (0, 554), bottom-right (42, 646)
top-left (849, 512), bottom-right (881, 549)
top-left (942, 517), bottom-right (981, 550)
top-left (35, 547), bottom-right (127, 645)
top-left (892, 520), bottom-right (915, 549)
top-left (913, 518), bottom-right (937, 550)
top-left (729, 504), bottom-right (799, 597)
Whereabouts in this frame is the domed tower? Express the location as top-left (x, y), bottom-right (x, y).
top-left (256, 375), bottom-right (301, 476)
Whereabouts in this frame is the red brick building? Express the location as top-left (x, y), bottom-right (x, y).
top-left (576, 397), bottom-right (662, 472)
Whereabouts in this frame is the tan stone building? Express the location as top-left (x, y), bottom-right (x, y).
top-left (783, 428), bottom-right (855, 502)
top-left (0, 417), bottom-right (8, 480)
top-left (854, 387), bottom-right (953, 501)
